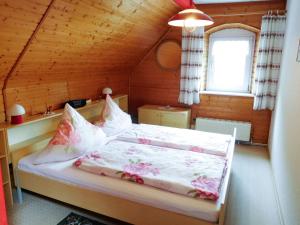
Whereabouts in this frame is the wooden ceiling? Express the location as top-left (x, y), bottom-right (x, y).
top-left (1, 0), bottom-right (179, 85)
top-left (0, 0), bottom-right (179, 120)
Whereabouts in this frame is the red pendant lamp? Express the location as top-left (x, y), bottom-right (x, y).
top-left (168, 0), bottom-right (213, 31)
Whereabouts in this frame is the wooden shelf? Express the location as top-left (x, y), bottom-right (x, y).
top-left (0, 158), bottom-right (9, 186)
top-left (3, 183), bottom-right (13, 208)
top-left (0, 99), bottom-right (100, 129)
top-left (0, 94), bottom-right (126, 130)
top-left (5, 94), bottom-right (128, 150)
top-left (0, 128), bottom-right (13, 208)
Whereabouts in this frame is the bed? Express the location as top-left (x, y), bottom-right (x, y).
top-left (11, 124), bottom-right (236, 225)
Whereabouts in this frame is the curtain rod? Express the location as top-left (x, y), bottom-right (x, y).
top-left (210, 9), bottom-right (286, 17)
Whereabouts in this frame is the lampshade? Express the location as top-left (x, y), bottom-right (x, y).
top-left (168, 8), bottom-right (214, 29)
top-left (9, 104), bottom-right (26, 116)
top-left (102, 87), bottom-right (112, 95)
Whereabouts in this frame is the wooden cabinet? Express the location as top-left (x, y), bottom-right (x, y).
top-left (139, 109), bottom-right (161, 125)
top-left (0, 129), bottom-right (13, 209)
top-left (138, 105), bottom-right (191, 129)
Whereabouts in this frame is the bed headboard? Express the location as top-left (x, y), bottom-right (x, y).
top-left (11, 133), bottom-right (53, 168)
top-left (3, 94), bottom-right (128, 161)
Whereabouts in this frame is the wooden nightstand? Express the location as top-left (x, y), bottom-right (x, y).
top-left (0, 128), bottom-right (13, 209)
top-left (138, 105), bottom-right (191, 129)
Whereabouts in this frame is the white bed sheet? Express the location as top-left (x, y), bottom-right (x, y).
top-left (18, 152), bottom-right (223, 222)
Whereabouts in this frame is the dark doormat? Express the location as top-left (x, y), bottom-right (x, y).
top-left (57, 212), bottom-right (107, 225)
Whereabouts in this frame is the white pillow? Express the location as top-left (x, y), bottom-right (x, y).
top-left (34, 104), bottom-right (107, 164)
top-left (95, 95), bottom-right (132, 136)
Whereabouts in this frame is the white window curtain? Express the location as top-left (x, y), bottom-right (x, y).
top-left (253, 14), bottom-right (286, 110)
top-left (179, 27), bottom-right (204, 105)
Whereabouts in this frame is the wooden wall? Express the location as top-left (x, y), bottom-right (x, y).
top-left (0, 0), bottom-right (286, 143)
top-left (0, 0), bottom-right (179, 120)
top-left (130, 1), bottom-right (286, 144)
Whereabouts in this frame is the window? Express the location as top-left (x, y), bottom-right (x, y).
top-left (206, 28), bottom-right (255, 93)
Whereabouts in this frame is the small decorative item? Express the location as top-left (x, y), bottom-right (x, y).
top-left (86, 99), bottom-right (92, 105)
top-left (297, 39), bottom-right (300, 62)
top-left (66, 99), bottom-right (87, 108)
top-left (44, 105), bottom-right (55, 116)
top-left (156, 40), bottom-right (181, 71)
top-left (9, 104), bottom-right (26, 124)
top-left (102, 87), bottom-right (112, 98)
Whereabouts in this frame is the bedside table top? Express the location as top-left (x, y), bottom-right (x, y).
top-left (138, 104), bottom-right (191, 112)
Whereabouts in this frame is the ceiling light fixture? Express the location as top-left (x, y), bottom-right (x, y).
top-left (168, 0), bottom-right (214, 32)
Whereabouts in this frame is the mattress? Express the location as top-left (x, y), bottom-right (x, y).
top-left (117, 124), bottom-right (232, 157)
top-left (18, 152), bottom-right (225, 222)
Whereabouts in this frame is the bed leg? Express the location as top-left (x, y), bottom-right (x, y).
top-left (13, 168), bottom-right (23, 204)
top-left (16, 186), bottom-right (23, 204)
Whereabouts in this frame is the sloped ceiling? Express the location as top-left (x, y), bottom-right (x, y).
top-left (0, 0), bottom-right (179, 120)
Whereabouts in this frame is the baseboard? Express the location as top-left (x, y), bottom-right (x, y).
top-left (250, 143), bottom-right (268, 147)
top-left (237, 141), bottom-right (268, 147)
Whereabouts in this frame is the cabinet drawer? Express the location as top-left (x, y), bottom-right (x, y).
top-left (160, 112), bottom-right (189, 128)
top-left (138, 109), bottom-right (161, 125)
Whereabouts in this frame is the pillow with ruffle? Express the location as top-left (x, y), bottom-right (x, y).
top-left (34, 104), bottom-right (107, 164)
top-left (95, 95), bottom-right (132, 136)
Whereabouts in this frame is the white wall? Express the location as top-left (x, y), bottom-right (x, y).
top-left (269, 0), bottom-right (300, 224)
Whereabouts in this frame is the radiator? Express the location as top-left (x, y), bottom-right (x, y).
top-left (195, 117), bottom-right (251, 142)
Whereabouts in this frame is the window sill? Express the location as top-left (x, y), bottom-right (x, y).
top-left (200, 91), bottom-right (254, 98)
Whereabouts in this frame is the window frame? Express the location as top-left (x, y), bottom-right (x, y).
top-left (205, 28), bottom-right (256, 94)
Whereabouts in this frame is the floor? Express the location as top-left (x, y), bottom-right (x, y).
top-left (7, 144), bottom-right (282, 225)
top-left (224, 145), bottom-right (281, 225)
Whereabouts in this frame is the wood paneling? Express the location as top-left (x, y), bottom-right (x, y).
top-left (0, 0), bottom-right (285, 143)
top-left (4, 71), bottom-right (130, 117)
top-left (0, 0), bottom-right (52, 121)
top-left (0, 0), bottom-right (179, 119)
top-left (200, 1), bottom-right (286, 29)
top-left (130, 1), bottom-right (286, 144)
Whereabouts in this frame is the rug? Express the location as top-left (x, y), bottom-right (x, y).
top-left (57, 212), bottom-right (105, 225)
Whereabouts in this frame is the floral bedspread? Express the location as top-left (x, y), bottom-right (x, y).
top-left (74, 140), bottom-right (227, 201)
top-left (117, 124), bottom-right (232, 157)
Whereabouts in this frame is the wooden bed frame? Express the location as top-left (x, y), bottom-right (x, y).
top-left (11, 128), bottom-right (236, 225)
